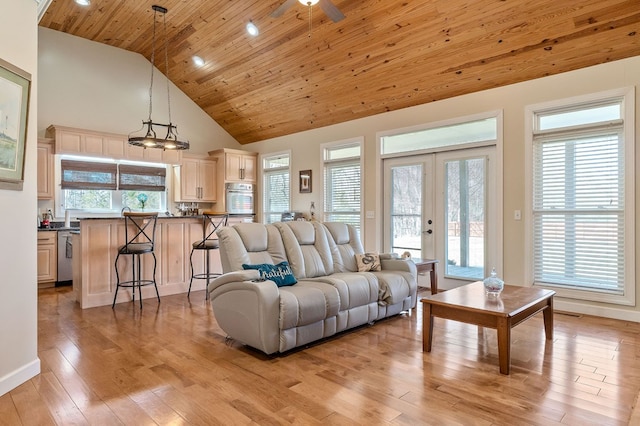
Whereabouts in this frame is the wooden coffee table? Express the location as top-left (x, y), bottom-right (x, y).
top-left (421, 281), bottom-right (555, 374)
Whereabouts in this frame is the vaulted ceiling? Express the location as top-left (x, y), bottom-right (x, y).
top-left (39, 0), bottom-right (640, 144)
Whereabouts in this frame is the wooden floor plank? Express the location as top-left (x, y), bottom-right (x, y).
top-left (9, 286), bottom-right (640, 425)
top-left (0, 392), bottom-right (23, 426)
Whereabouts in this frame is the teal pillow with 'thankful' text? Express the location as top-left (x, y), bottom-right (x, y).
top-left (242, 261), bottom-right (297, 287)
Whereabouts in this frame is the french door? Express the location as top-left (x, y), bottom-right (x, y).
top-left (383, 146), bottom-right (498, 290)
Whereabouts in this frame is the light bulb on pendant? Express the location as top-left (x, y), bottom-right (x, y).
top-left (298, 0), bottom-right (319, 5)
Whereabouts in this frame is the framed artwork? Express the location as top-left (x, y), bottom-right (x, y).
top-left (299, 169), bottom-right (312, 193)
top-left (0, 58), bottom-right (31, 191)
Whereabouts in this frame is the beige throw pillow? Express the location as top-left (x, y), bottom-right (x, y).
top-left (355, 252), bottom-right (381, 272)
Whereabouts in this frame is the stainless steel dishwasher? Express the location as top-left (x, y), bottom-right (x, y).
top-left (57, 230), bottom-right (73, 285)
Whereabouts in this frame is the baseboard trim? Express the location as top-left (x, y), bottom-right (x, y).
top-left (0, 358), bottom-right (40, 397)
top-left (555, 299), bottom-right (640, 323)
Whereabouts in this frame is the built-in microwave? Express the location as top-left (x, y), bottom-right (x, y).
top-left (226, 183), bottom-right (254, 214)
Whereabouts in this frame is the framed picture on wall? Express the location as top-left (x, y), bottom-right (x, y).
top-left (299, 169), bottom-right (312, 193)
top-left (0, 57), bottom-right (31, 191)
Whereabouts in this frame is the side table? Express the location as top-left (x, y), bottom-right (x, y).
top-left (413, 258), bottom-right (439, 294)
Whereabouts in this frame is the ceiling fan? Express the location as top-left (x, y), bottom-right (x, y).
top-left (271, 0), bottom-right (345, 23)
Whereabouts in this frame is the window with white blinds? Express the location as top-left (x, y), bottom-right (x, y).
top-left (262, 153), bottom-right (290, 224)
top-left (531, 92), bottom-right (634, 303)
top-left (323, 142), bottom-right (362, 231)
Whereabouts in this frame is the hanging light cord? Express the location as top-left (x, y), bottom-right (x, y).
top-left (148, 8), bottom-right (157, 123)
top-left (307, 2), bottom-right (312, 38)
top-left (162, 10), bottom-right (173, 125)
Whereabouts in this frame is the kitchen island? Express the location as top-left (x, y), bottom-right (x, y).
top-left (72, 215), bottom-right (251, 308)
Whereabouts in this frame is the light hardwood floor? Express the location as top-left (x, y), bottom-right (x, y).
top-left (2, 286), bottom-right (640, 425)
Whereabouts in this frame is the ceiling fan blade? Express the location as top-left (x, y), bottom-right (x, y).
top-left (319, 0), bottom-right (345, 22)
top-left (271, 0), bottom-right (298, 18)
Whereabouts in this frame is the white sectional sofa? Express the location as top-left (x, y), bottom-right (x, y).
top-left (207, 221), bottom-right (417, 354)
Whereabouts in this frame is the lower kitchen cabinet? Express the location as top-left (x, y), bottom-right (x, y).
top-left (74, 217), bottom-right (221, 308)
top-left (37, 231), bottom-right (57, 287)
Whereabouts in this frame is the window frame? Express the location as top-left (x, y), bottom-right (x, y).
top-left (321, 138), bottom-right (363, 231)
top-left (261, 150), bottom-right (291, 224)
top-left (524, 87), bottom-right (635, 306)
top-left (56, 155), bottom-right (168, 217)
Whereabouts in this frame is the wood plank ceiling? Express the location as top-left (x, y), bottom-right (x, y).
top-left (39, 0), bottom-right (640, 144)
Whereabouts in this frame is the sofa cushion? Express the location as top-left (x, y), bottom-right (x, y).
top-left (311, 272), bottom-right (378, 310)
top-left (279, 281), bottom-right (340, 329)
top-left (323, 222), bottom-right (364, 272)
top-left (217, 224), bottom-right (288, 273)
top-left (355, 252), bottom-right (381, 272)
top-left (275, 222), bottom-right (334, 279)
top-left (242, 261), bottom-right (297, 287)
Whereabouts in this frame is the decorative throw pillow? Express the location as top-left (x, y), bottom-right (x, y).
top-left (355, 252), bottom-right (381, 272)
top-left (242, 261), bottom-right (297, 287)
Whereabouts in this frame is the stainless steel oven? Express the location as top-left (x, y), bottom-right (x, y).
top-left (225, 183), bottom-right (254, 214)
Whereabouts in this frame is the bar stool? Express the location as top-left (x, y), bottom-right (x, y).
top-left (113, 212), bottom-right (160, 309)
top-left (189, 211), bottom-right (228, 299)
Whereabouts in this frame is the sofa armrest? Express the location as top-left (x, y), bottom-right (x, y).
top-left (207, 270), bottom-right (260, 293)
top-left (380, 257), bottom-right (417, 277)
top-left (207, 270), bottom-right (281, 354)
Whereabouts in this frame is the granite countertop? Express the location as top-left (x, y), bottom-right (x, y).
top-left (38, 221), bottom-right (80, 231)
top-left (39, 214), bottom-right (256, 230)
top-left (38, 227), bottom-right (81, 232)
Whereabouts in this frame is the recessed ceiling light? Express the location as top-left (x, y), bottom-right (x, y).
top-left (246, 21), bottom-right (259, 37)
top-left (75, 0), bottom-right (91, 6)
top-left (192, 56), bottom-right (205, 67)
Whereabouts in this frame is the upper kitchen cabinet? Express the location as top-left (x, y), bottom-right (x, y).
top-left (209, 148), bottom-right (257, 183)
top-left (126, 144), bottom-right (182, 165)
top-left (37, 138), bottom-right (54, 200)
top-left (173, 155), bottom-right (217, 202)
top-left (47, 125), bottom-right (126, 159)
top-left (46, 125), bottom-right (181, 165)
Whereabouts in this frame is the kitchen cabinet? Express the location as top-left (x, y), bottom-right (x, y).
top-left (209, 148), bottom-right (257, 183)
top-left (37, 231), bottom-right (57, 287)
top-left (173, 156), bottom-right (217, 202)
top-left (37, 138), bottom-right (54, 200)
top-left (46, 125), bottom-right (181, 164)
top-left (74, 217), bottom-right (218, 308)
top-left (127, 144), bottom-right (182, 165)
top-left (47, 125), bottom-right (126, 159)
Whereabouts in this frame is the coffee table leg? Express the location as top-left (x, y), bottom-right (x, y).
top-left (497, 317), bottom-right (511, 374)
top-left (430, 264), bottom-right (438, 294)
top-left (543, 297), bottom-right (554, 340)
top-left (423, 302), bottom-right (433, 352)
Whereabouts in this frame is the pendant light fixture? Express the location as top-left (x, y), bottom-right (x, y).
top-left (128, 5), bottom-right (189, 150)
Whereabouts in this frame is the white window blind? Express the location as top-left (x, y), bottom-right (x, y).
top-left (324, 143), bottom-right (361, 230)
top-left (262, 153), bottom-right (290, 223)
top-left (533, 122), bottom-right (625, 294)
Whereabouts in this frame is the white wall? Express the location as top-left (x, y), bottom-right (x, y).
top-left (0, 0), bottom-right (40, 396)
top-left (245, 56), bottom-right (640, 322)
top-left (38, 27), bottom-right (240, 154)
